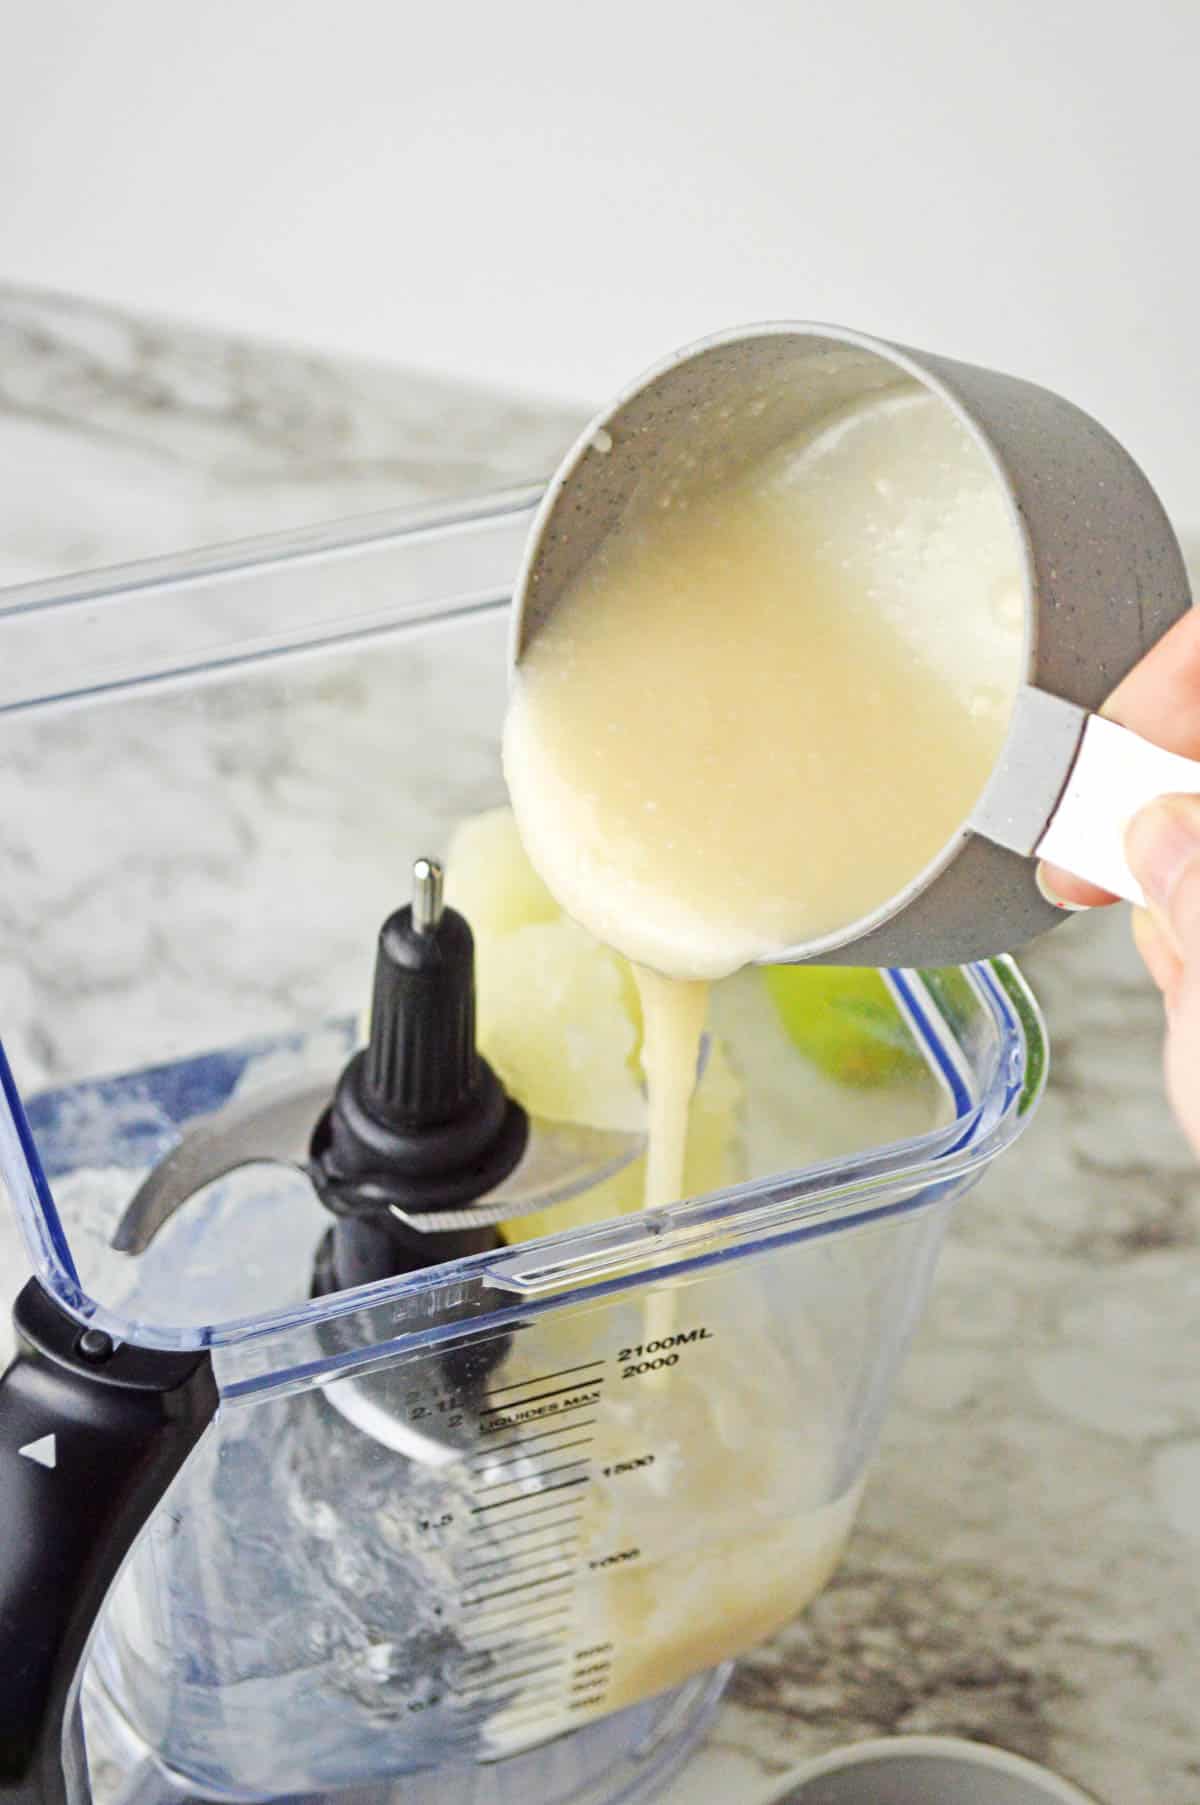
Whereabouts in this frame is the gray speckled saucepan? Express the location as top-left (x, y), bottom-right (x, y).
top-left (509, 323), bottom-right (1195, 967)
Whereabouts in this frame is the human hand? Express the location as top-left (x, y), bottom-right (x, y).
top-left (1037, 608), bottom-right (1200, 1154)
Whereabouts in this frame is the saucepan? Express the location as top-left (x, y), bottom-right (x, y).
top-left (510, 322), bottom-right (1194, 966)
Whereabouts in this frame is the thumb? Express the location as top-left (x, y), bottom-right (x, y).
top-left (1125, 795), bottom-right (1200, 956)
top-left (1126, 795), bottom-right (1200, 1157)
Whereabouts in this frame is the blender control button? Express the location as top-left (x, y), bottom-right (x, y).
top-left (75, 1328), bottom-right (115, 1364)
top-left (17, 1434), bottom-right (57, 1468)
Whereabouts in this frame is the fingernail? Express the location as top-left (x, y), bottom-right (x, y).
top-left (1125, 795), bottom-right (1200, 914)
top-left (1034, 864), bottom-right (1091, 911)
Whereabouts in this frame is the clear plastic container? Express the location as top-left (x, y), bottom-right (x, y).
top-left (0, 493), bottom-right (1047, 1805)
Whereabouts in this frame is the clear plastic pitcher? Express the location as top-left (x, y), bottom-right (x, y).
top-left (0, 491), bottom-right (1047, 1805)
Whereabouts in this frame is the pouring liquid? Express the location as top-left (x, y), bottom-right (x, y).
top-left (504, 383), bottom-right (1026, 1208)
top-left (493, 383), bottom-right (1024, 1742)
top-left (633, 965), bottom-right (710, 1345)
top-left (634, 967), bottom-right (709, 1210)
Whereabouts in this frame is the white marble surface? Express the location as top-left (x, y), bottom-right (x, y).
top-left (2, 286), bottom-right (1199, 1805)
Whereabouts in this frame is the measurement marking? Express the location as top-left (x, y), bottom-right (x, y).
top-left (458, 1610), bottom-right (570, 1653)
top-left (492, 1704), bottom-right (563, 1728)
top-left (455, 1657), bottom-right (568, 1697)
top-left (481, 1381), bottom-right (605, 1418)
top-left (486, 1361), bottom-right (605, 1397)
top-left (455, 1631), bottom-right (570, 1673)
top-left (477, 1702), bottom-right (566, 1734)
top-left (493, 1678), bottom-right (567, 1705)
top-left (487, 1690), bottom-right (567, 1724)
top-left (461, 1631), bottom-right (571, 1667)
top-left (453, 1658), bottom-right (565, 1698)
top-left (461, 1568), bottom-right (574, 1608)
top-left (472, 1435), bottom-right (595, 1472)
top-left (459, 1541), bottom-right (579, 1581)
top-left (472, 1478), bottom-right (590, 1517)
top-left (483, 1511), bottom-right (584, 1547)
top-left (471, 1420), bottom-right (597, 1461)
top-left (486, 1703), bottom-right (565, 1731)
top-left (464, 1586), bottom-right (573, 1625)
top-left (474, 1457), bottom-right (592, 1495)
top-left (454, 1671), bottom-right (565, 1705)
top-left (476, 1400), bottom-right (599, 1444)
top-left (456, 1659), bottom-right (567, 1695)
top-left (462, 1599), bottom-right (573, 1635)
top-left (487, 1506), bottom-right (583, 1540)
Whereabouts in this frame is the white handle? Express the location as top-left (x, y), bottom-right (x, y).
top-left (1035, 713), bottom-right (1200, 905)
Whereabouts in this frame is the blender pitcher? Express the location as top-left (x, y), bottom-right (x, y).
top-left (0, 490), bottom-right (1047, 1805)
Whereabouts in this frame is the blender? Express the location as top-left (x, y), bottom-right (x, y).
top-left (0, 482), bottom-right (1046, 1805)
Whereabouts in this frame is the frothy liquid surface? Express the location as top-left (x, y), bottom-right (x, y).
top-left (504, 386), bottom-right (1026, 985)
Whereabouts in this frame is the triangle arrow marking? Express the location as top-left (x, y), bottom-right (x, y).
top-left (18, 1434), bottom-right (57, 1470)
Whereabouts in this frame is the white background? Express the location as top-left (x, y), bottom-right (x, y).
top-left (1, 0), bottom-right (1197, 528)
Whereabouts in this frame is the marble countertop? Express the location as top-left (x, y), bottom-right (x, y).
top-left (2, 286), bottom-right (1198, 1805)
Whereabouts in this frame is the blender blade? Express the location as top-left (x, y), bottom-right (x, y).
top-left (111, 1087), bottom-right (646, 1252)
top-left (111, 1076), bottom-right (333, 1253)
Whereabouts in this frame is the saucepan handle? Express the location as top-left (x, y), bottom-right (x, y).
top-left (0, 1280), bottom-right (217, 1805)
top-left (1033, 711), bottom-right (1200, 903)
top-left (971, 684), bottom-right (1200, 904)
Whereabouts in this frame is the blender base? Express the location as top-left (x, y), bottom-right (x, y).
top-left (84, 1664), bottom-right (731, 1805)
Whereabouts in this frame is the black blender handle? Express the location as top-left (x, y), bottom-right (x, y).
top-left (0, 1280), bottom-right (217, 1805)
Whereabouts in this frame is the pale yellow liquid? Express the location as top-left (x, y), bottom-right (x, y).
top-left (477, 1298), bottom-right (860, 1757)
top-left (495, 386), bottom-right (1024, 1734)
top-left (634, 966), bottom-right (709, 1210)
top-left (633, 965), bottom-right (710, 1343)
top-left (504, 385), bottom-right (1026, 1209)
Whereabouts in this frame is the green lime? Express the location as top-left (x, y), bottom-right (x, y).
top-left (762, 964), bottom-right (924, 1088)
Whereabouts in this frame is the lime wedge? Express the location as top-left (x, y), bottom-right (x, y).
top-left (762, 965), bottom-right (923, 1088)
